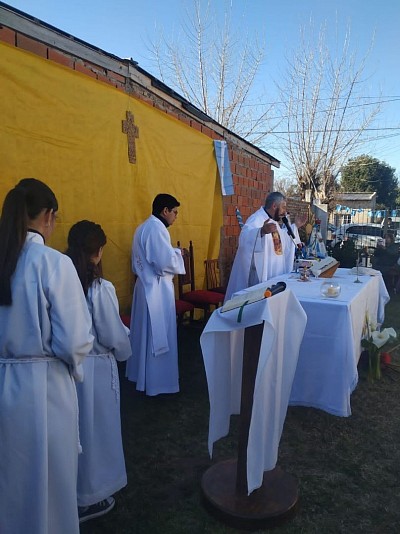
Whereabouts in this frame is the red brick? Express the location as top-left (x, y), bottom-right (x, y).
top-left (232, 225), bottom-right (240, 236)
top-left (166, 110), bottom-right (179, 121)
top-left (114, 81), bottom-right (125, 91)
top-left (0, 26), bottom-right (15, 45)
top-left (74, 61), bottom-right (97, 78)
top-left (179, 115), bottom-right (191, 127)
top-left (108, 71), bottom-right (125, 83)
top-left (201, 125), bottom-right (213, 138)
top-left (96, 73), bottom-right (115, 85)
top-left (17, 34), bottom-right (47, 58)
top-left (48, 48), bottom-right (74, 68)
top-left (210, 130), bottom-right (223, 140)
top-left (189, 120), bottom-right (201, 131)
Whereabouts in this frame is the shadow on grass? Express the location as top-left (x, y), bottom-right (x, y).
top-left (81, 305), bottom-right (400, 534)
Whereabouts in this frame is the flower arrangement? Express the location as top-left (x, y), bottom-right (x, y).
top-left (361, 313), bottom-right (397, 381)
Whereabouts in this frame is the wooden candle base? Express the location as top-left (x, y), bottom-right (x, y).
top-left (201, 458), bottom-right (298, 531)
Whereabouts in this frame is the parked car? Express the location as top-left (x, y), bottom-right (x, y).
top-left (330, 223), bottom-right (391, 252)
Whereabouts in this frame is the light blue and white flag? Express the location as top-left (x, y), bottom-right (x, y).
top-left (214, 140), bottom-right (234, 196)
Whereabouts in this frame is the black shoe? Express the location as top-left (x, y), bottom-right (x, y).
top-left (78, 496), bottom-right (115, 523)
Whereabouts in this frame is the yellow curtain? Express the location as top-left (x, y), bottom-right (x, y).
top-left (0, 43), bottom-right (222, 310)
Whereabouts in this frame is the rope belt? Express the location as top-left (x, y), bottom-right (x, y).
top-left (84, 352), bottom-right (120, 402)
top-left (0, 355), bottom-right (59, 363)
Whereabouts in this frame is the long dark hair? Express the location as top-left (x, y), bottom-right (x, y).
top-left (0, 178), bottom-right (58, 306)
top-left (66, 220), bottom-right (107, 296)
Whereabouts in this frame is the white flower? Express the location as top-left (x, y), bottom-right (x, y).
top-left (371, 328), bottom-right (397, 349)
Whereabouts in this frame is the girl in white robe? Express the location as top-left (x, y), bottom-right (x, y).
top-left (66, 220), bottom-right (131, 523)
top-left (0, 179), bottom-right (93, 534)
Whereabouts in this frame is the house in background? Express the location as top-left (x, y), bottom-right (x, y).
top-left (332, 192), bottom-right (377, 227)
top-left (0, 2), bottom-right (308, 311)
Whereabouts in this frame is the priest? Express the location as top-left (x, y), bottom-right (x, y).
top-left (225, 192), bottom-right (307, 301)
top-left (126, 194), bottom-right (185, 396)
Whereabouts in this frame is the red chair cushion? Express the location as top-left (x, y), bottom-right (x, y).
top-left (181, 290), bottom-right (223, 306)
top-left (175, 299), bottom-right (195, 314)
top-left (120, 314), bottom-right (131, 327)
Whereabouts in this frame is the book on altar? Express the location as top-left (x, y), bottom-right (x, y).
top-left (221, 285), bottom-right (269, 313)
top-left (309, 256), bottom-right (339, 277)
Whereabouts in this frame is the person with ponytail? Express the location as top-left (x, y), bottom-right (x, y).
top-left (66, 220), bottom-right (131, 524)
top-left (0, 178), bottom-right (93, 534)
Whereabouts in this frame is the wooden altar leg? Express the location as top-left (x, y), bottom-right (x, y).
top-left (201, 323), bottom-right (299, 530)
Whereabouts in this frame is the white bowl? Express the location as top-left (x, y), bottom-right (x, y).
top-left (320, 281), bottom-right (341, 298)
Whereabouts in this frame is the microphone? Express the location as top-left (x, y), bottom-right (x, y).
top-left (282, 216), bottom-right (296, 241)
top-left (269, 281), bottom-right (286, 297)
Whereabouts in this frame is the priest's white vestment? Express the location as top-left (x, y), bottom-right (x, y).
top-left (77, 279), bottom-right (131, 507)
top-left (225, 207), bottom-right (300, 301)
top-left (126, 215), bottom-right (185, 395)
top-left (0, 232), bottom-right (93, 534)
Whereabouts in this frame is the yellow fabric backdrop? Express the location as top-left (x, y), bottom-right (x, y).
top-left (0, 43), bottom-right (222, 310)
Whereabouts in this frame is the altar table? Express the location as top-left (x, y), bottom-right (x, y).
top-left (200, 289), bottom-right (307, 494)
top-left (242, 268), bottom-right (390, 417)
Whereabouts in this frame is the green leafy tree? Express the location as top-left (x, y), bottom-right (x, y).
top-left (340, 155), bottom-right (399, 207)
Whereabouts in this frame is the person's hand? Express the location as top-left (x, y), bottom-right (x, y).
top-left (261, 220), bottom-right (278, 236)
top-left (294, 213), bottom-right (307, 228)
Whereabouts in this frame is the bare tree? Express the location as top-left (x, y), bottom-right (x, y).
top-left (274, 176), bottom-right (300, 198)
top-left (148, 0), bottom-right (277, 141)
top-left (272, 22), bottom-right (381, 203)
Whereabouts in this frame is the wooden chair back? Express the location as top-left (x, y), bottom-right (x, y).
top-left (176, 241), bottom-right (224, 319)
top-left (177, 241), bottom-right (195, 297)
top-left (204, 258), bottom-right (224, 292)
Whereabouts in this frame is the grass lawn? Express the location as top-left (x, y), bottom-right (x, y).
top-left (81, 294), bottom-right (400, 534)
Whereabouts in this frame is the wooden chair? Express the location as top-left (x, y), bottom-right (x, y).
top-left (175, 299), bottom-right (195, 325)
top-left (204, 258), bottom-right (226, 296)
top-left (177, 241), bottom-right (224, 319)
top-left (120, 314), bottom-right (131, 328)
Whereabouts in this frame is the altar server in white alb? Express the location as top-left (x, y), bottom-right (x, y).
top-left (0, 178), bottom-right (93, 534)
top-left (126, 193), bottom-right (185, 396)
top-left (66, 220), bottom-right (132, 524)
top-left (225, 191), bottom-right (307, 301)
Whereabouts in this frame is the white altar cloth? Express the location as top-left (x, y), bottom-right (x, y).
top-left (243, 268), bottom-right (389, 417)
top-left (200, 290), bottom-right (307, 494)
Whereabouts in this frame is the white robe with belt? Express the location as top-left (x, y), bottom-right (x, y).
top-left (77, 279), bottom-right (131, 506)
top-left (0, 232), bottom-right (93, 534)
top-left (225, 207), bottom-right (300, 301)
top-left (126, 215), bottom-right (185, 396)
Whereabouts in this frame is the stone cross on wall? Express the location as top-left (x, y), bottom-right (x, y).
top-left (122, 111), bottom-right (139, 164)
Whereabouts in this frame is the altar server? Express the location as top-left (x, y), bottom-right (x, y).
top-left (0, 178), bottom-right (93, 534)
top-left (66, 220), bottom-right (131, 523)
top-left (126, 193), bottom-right (185, 396)
top-left (225, 192), bottom-right (307, 301)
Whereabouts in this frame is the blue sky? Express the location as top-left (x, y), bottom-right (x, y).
top-left (4, 0), bottom-right (400, 178)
